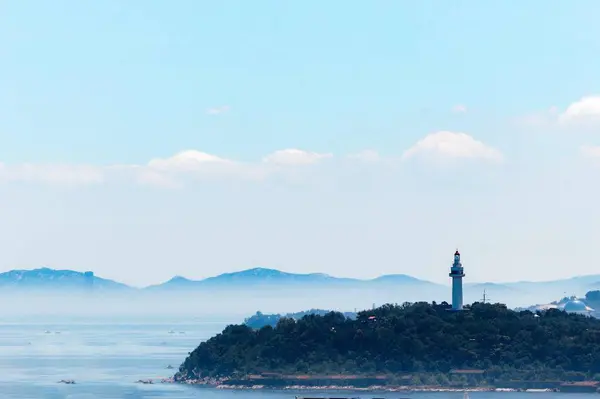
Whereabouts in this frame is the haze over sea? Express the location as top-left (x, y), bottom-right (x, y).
top-left (0, 315), bottom-right (226, 398)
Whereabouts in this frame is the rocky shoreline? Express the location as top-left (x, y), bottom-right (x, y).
top-left (167, 378), bottom-right (555, 392)
top-left (144, 375), bottom-right (600, 393)
top-left (213, 385), bottom-right (503, 392)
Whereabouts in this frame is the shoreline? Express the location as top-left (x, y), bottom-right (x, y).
top-left (161, 377), bottom-right (600, 393)
top-left (165, 379), bottom-right (559, 393)
top-left (214, 385), bottom-right (500, 392)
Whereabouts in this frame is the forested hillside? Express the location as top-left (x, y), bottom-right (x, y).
top-left (177, 301), bottom-right (600, 383)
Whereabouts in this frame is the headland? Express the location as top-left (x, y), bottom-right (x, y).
top-left (174, 301), bottom-right (600, 392)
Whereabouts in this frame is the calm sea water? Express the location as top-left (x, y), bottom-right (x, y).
top-left (0, 317), bottom-right (590, 398)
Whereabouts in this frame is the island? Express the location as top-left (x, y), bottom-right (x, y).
top-left (174, 301), bottom-right (600, 392)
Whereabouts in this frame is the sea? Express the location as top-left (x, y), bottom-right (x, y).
top-left (0, 316), bottom-right (590, 399)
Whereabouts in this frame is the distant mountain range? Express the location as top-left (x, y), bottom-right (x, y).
top-left (1, 267), bottom-right (600, 307)
top-left (0, 267), bottom-right (129, 291)
top-left (145, 268), bottom-right (435, 291)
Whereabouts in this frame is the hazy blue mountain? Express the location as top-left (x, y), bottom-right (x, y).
top-left (0, 267), bottom-right (130, 291)
top-left (145, 275), bottom-right (198, 291)
top-left (460, 276), bottom-right (600, 308)
top-left (146, 267), bottom-right (441, 291)
top-left (506, 275), bottom-right (600, 290)
top-left (500, 275), bottom-right (600, 303)
top-left (145, 268), bottom-right (596, 304)
top-left (371, 274), bottom-right (440, 286)
top-left (558, 275), bottom-right (600, 291)
top-left (200, 267), bottom-right (342, 286)
top-left (465, 282), bottom-right (518, 292)
top-left (146, 267), bottom-right (357, 291)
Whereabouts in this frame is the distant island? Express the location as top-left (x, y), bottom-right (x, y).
top-left (174, 301), bottom-right (600, 390)
top-left (0, 267), bottom-right (128, 291)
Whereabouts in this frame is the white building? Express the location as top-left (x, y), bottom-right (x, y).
top-left (561, 297), bottom-right (594, 316)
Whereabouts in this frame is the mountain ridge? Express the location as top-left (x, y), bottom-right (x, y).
top-left (146, 267), bottom-right (441, 291)
top-left (2, 267), bottom-right (600, 300)
top-left (0, 267), bottom-right (130, 291)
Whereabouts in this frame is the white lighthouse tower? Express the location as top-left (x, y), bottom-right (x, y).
top-left (449, 249), bottom-right (465, 311)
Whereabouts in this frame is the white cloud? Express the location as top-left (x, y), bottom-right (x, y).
top-left (147, 150), bottom-right (233, 172)
top-left (402, 131), bottom-right (503, 162)
top-left (0, 148), bottom-right (337, 187)
top-left (262, 149), bottom-right (333, 166)
top-left (206, 106), bottom-right (230, 115)
top-left (138, 148), bottom-right (333, 187)
top-left (452, 104), bottom-right (467, 113)
top-left (347, 150), bottom-right (381, 162)
top-left (559, 96), bottom-right (600, 125)
top-left (0, 163), bottom-right (104, 185)
top-left (141, 150), bottom-right (249, 187)
top-left (517, 96), bottom-right (600, 129)
top-left (580, 145), bottom-right (600, 159)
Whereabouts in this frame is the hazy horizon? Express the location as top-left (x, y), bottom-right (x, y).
top-left (0, 274), bottom-right (591, 317)
top-left (4, 264), bottom-right (600, 288)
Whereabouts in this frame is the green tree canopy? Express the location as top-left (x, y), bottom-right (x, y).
top-left (177, 302), bottom-right (600, 382)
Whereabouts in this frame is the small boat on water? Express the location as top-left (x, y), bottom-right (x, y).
top-left (58, 379), bottom-right (75, 384)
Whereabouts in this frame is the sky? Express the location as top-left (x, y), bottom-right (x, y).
top-left (1, 1), bottom-right (600, 287)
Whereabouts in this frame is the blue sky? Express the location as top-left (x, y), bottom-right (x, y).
top-left (1, 1), bottom-right (600, 287)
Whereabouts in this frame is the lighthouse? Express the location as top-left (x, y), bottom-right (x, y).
top-left (449, 249), bottom-right (465, 311)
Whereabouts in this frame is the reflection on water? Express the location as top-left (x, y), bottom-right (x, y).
top-left (0, 318), bottom-right (591, 398)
